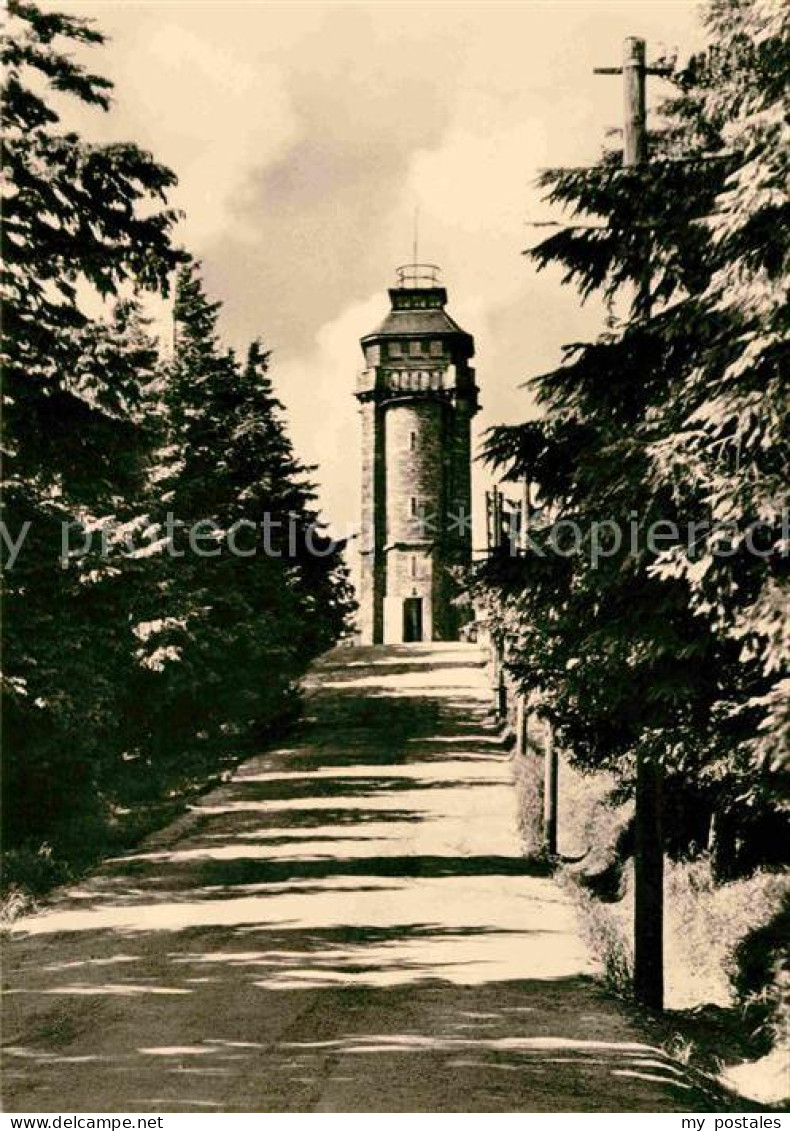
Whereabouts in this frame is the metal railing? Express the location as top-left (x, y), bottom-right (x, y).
top-left (395, 263), bottom-right (442, 289)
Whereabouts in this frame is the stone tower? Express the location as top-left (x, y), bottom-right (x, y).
top-left (356, 264), bottom-right (479, 644)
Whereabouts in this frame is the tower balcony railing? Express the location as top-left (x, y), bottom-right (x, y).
top-left (395, 263), bottom-right (442, 289)
top-left (357, 364), bottom-right (472, 397)
top-left (383, 365), bottom-right (456, 393)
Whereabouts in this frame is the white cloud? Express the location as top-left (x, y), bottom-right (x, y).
top-left (275, 293), bottom-right (387, 540)
top-left (112, 23), bottom-right (301, 244)
top-left (408, 119), bottom-right (548, 239)
top-left (40, 0), bottom-right (707, 543)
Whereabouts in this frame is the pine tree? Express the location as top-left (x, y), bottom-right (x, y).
top-left (132, 264), bottom-right (353, 780)
top-left (471, 0), bottom-right (788, 1006)
top-left (2, 298), bottom-right (165, 858)
top-left (2, 7), bottom-right (353, 888)
top-left (1, 1), bottom-right (180, 871)
top-left (649, 0), bottom-right (790, 787)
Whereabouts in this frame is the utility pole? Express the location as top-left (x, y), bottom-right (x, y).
top-left (594, 37), bottom-right (672, 163)
top-left (622, 36), bottom-right (648, 164)
top-left (543, 719), bottom-right (558, 856)
top-left (595, 36), bottom-right (670, 1012)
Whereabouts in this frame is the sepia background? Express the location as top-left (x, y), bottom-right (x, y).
top-left (55, 0), bottom-right (702, 539)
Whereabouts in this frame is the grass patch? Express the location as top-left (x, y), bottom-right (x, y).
top-left (562, 853), bottom-right (789, 1105)
top-left (560, 868), bottom-right (633, 994)
top-left (517, 750), bottom-right (790, 1106)
top-left (512, 745), bottom-right (545, 859)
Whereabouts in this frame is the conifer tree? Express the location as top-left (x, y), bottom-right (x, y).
top-left (133, 264), bottom-right (353, 777)
top-left (649, 0), bottom-right (790, 786)
top-left (2, 1), bottom-right (180, 867)
top-left (471, 0), bottom-right (788, 1004)
top-left (2, 7), bottom-right (353, 887)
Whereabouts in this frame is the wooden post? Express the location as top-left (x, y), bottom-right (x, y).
top-left (623, 37), bottom-right (647, 165)
top-left (634, 749), bottom-right (664, 1008)
top-left (521, 477), bottom-right (531, 552)
top-left (543, 720), bottom-right (558, 856)
top-left (595, 35), bottom-right (666, 1011)
top-left (497, 664), bottom-right (508, 721)
top-left (623, 36), bottom-right (663, 1013)
top-left (489, 634), bottom-right (500, 694)
top-left (490, 638), bottom-right (507, 720)
top-left (515, 694), bottom-right (528, 757)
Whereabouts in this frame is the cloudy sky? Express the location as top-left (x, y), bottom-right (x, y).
top-left (55, 0), bottom-right (705, 545)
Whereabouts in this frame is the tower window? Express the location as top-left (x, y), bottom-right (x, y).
top-left (409, 431), bottom-right (417, 451)
top-left (410, 555), bottom-right (417, 578)
top-left (410, 496), bottom-right (418, 516)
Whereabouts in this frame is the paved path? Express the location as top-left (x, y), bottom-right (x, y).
top-left (4, 645), bottom-right (731, 1112)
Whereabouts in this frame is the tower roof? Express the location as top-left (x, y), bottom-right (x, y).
top-left (360, 264), bottom-right (474, 353)
top-left (365, 303), bottom-right (467, 339)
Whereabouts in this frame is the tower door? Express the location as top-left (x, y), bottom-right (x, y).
top-left (403, 597), bottom-right (423, 643)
